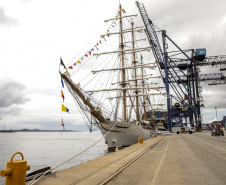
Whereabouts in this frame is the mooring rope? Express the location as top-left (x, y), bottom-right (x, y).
top-left (28, 121), bottom-right (117, 185)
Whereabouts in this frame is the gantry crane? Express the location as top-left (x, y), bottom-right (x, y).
top-left (136, 1), bottom-right (198, 129)
top-left (136, 1), bottom-right (226, 131)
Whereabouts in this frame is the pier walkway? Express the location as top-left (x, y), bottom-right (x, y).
top-left (34, 132), bottom-right (226, 185)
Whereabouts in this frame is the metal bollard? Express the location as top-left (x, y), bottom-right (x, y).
top-left (138, 137), bottom-right (143, 143)
top-left (0, 152), bottom-right (30, 185)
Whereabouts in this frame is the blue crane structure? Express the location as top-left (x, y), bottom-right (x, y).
top-left (136, 1), bottom-right (226, 131)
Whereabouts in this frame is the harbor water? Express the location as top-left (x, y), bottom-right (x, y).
top-left (0, 131), bottom-right (107, 184)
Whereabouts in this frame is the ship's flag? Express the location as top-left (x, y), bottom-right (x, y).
top-left (69, 66), bottom-right (73, 69)
top-left (61, 90), bottom-right (65, 102)
top-left (91, 48), bottom-right (95, 51)
top-left (74, 62), bottom-right (76, 66)
top-left (61, 77), bottom-right (64, 88)
top-left (77, 60), bottom-right (81, 64)
top-left (121, 9), bottom-right (126, 13)
top-left (95, 45), bottom-right (98, 50)
top-left (62, 104), bottom-right (69, 113)
top-left (60, 57), bottom-right (66, 69)
top-left (89, 51), bottom-right (91, 55)
top-left (99, 40), bottom-right (102, 44)
top-left (62, 118), bottom-right (65, 130)
top-left (85, 54), bottom-right (88, 57)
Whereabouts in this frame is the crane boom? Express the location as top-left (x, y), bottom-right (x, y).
top-left (168, 55), bottom-right (226, 68)
top-left (135, 1), bottom-right (164, 71)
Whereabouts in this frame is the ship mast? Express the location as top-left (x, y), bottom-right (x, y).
top-left (131, 21), bottom-right (140, 121)
top-left (141, 55), bottom-right (147, 120)
top-left (119, 3), bottom-right (127, 122)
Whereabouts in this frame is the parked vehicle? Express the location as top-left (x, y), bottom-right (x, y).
top-left (172, 126), bottom-right (193, 134)
top-left (189, 127), bottom-right (195, 133)
top-left (172, 127), bottom-right (182, 134)
top-left (211, 129), bottom-right (224, 136)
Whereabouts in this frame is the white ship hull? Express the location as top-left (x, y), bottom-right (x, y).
top-left (100, 122), bottom-right (155, 151)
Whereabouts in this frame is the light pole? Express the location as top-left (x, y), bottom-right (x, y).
top-left (202, 114), bottom-right (203, 122)
top-left (215, 107), bottom-right (218, 126)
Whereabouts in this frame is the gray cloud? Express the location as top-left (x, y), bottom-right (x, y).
top-left (143, 0), bottom-right (226, 55)
top-left (0, 77), bottom-right (30, 108)
top-left (0, 77), bottom-right (30, 119)
top-left (0, 7), bottom-right (19, 27)
top-left (147, 0), bottom-right (225, 29)
top-left (202, 84), bottom-right (226, 108)
top-left (0, 106), bottom-right (24, 120)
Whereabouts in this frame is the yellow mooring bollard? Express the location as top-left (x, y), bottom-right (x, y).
top-left (138, 137), bottom-right (143, 143)
top-left (0, 152), bottom-right (30, 185)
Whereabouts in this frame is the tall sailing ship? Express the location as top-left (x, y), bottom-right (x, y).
top-left (60, 3), bottom-right (166, 151)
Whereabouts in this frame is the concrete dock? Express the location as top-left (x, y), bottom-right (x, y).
top-left (34, 132), bottom-right (226, 185)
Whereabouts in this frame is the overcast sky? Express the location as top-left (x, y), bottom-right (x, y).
top-left (0, 0), bottom-right (226, 130)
